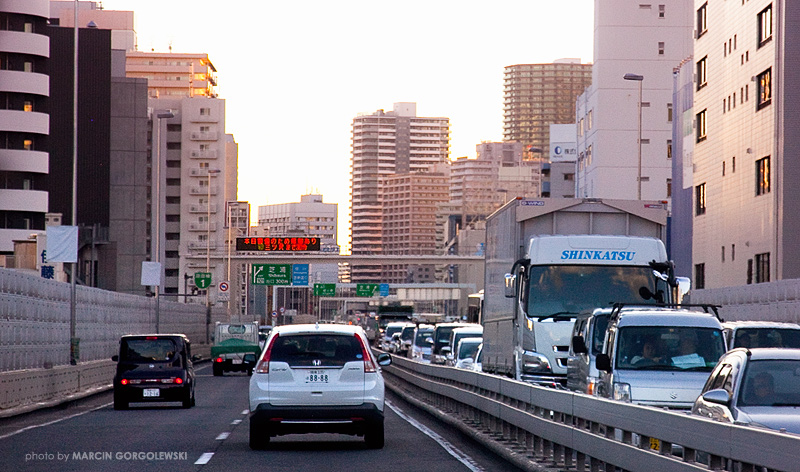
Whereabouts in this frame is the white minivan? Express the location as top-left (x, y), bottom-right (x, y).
top-left (595, 306), bottom-right (726, 409)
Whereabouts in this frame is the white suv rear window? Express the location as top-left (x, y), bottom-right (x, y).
top-left (270, 334), bottom-right (364, 367)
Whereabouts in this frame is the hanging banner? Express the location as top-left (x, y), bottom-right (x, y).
top-left (46, 226), bottom-right (78, 263)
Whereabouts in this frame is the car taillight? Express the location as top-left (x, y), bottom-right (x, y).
top-left (355, 333), bottom-right (377, 373)
top-left (174, 377), bottom-right (183, 384)
top-left (214, 357), bottom-right (223, 363)
top-left (120, 379), bottom-right (129, 385)
top-left (255, 333), bottom-right (279, 374)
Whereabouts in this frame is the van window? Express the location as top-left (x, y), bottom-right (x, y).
top-left (616, 327), bottom-right (724, 371)
top-left (732, 328), bottom-right (800, 349)
top-left (591, 316), bottom-right (610, 354)
top-left (122, 339), bottom-right (178, 362)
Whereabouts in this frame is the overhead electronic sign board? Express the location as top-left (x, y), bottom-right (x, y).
top-left (237, 237), bottom-right (321, 252)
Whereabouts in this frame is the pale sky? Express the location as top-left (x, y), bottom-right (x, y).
top-left (98, 0), bottom-right (595, 251)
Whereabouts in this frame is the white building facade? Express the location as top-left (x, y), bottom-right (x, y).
top-left (576, 1), bottom-right (693, 200)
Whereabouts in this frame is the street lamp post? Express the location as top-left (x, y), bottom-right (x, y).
top-left (206, 169), bottom-right (220, 343)
top-left (623, 73), bottom-right (644, 200)
top-left (153, 111), bottom-right (173, 333)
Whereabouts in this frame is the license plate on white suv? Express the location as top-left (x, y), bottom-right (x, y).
top-left (143, 388), bottom-right (160, 397)
top-left (305, 370), bottom-right (329, 383)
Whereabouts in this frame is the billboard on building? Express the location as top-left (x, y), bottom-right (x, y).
top-left (549, 124), bottom-right (578, 163)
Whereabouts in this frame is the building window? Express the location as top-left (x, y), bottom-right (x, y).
top-left (564, 173), bottom-right (575, 181)
top-left (587, 110), bottom-right (593, 130)
top-left (200, 107), bottom-right (211, 116)
top-left (696, 183), bottom-right (707, 215)
top-left (695, 263), bottom-right (705, 289)
top-left (667, 103), bottom-right (673, 122)
top-left (757, 68), bottom-right (772, 110)
top-left (23, 139), bottom-right (33, 150)
top-left (666, 178), bottom-right (672, 197)
top-left (696, 109), bottom-right (707, 142)
top-left (755, 252), bottom-right (770, 283)
top-left (732, 156), bottom-right (736, 172)
top-left (732, 244), bottom-right (735, 261)
top-left (756, 156), bottom-right (770, 195)
top-left (696, 56), bottom-right (708, 90)
top-left (659, 5), bottom-right (665, 18)
top-left (697, 3), bottom-right (708, 38)
top-left (758, 4), bottom-right (773, 47)
top-left (722, 246), bottom-right (725, 263)
top-left (667, 140), bottom-right (672, 159)
top-left (658, 42), bottom-right (665, 55)
top-left (167, 124), bottom-right (181, 132)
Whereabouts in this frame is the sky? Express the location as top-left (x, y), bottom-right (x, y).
top-left (98, 0), bottom-right (595, 251)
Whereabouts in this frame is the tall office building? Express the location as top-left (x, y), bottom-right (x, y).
top-left (0, 1), bottom-right (49, 256)
top-left (576, 1), bottom-right (693, 200)
top-left (381, 167), bottom-right (450, 283)
top-left (126, 52), bottom-right (217, 99)
top-left (350, 102), bottom-right (450, 282)
top-left (255, 194), bottom-right (338, 253)
top-left (503, 59), bottom-right (592, 196)
top-left (689, 1), bottom-right (800, 288)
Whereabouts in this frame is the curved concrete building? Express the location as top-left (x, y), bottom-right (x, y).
top-left (0, 0), bottom-right (49, 253)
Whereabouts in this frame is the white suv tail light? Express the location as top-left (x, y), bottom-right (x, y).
top-left (255, 333), bottom-right (279, 373)
top-left (355, 333), bottom-right (377, 373)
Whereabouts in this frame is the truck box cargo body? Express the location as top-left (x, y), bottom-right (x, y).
top-left (482, 197), bottom-right (674, 385)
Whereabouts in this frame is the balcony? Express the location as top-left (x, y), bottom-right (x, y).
top-left (190, 131), bottom-right (219, 141)
top-left (189, 167), bottom-right (221, 177)
top-left (189, 149), bottom-right (217, 159)
top-left (188, 222), bottom-right (217, 232)
top-left (189, 203), bottom-right (217, 213)
top-left (189, 185), bottom-right (218, 196)
top-left (188, 240), bottom-right (218, 250)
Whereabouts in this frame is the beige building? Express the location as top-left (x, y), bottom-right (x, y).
top-left (381, 168), bottom-right (450, 283)
top-left (350, 102), bottom-right (450, 282)
top-left (690, 1), bottom-right (799, 288)
top-left (127, 51), bottom-right (218, 99)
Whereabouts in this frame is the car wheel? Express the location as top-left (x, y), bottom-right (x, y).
top-left (113, 392), bottom-right (128, 410)
top-left (364, 421), bottom-right (385, 449)
top-left (213, 363), bottom-right (222, 376)
top-left (249, 424), bottom-right (270, 450)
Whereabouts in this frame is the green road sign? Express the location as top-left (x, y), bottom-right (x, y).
top-left (194, 272), bottom-right (212, 289)
top-left (313, 283), bottom-right (336, 296)
top-left (252, 264), bottom-right (292, 285)
top-left (356, 283), bottom-right (379, 297)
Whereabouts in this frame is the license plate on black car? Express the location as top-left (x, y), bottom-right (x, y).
top-left (143, 388), bottom-right (160, 397)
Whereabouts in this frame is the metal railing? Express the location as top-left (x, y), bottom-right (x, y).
top-left (383, 356), bottom-right (800, 472)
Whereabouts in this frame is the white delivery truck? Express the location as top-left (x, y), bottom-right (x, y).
top-left (482, 197), bottom-right (680, 385)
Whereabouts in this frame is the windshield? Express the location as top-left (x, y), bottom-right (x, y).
top-left (615, 326), bottom-right (725, 372)
top-left (457, 341), bottom-right (481, 360)
top-left (121, 338), bottom-right (178, 362)
top-left (414, 329), bottom-right (433, 347)
top-left (384, 326), bottom-right (404, 338)
top-left (738, 359), bottom-right (800, 407)
top-left (527, 265), bottom-right (666, 318)
top-left (732, 328), bottom-right (800, 349)
top-left (400, 326), bottom-right (415, 341)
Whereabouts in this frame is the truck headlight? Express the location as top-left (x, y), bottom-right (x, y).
top-left (613, 382), bottom-right (631, 402)
top-left (521, 352), bottom-right (551, 374)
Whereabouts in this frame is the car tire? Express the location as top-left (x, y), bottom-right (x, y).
top-left (364, 421), bottom-right (385, 449)
top-left (213, 363), bottom-right (222, 376)
top-left (249, 424), bottom-right (270, 450)
top-left (113, 392), bottom-right (128, 410)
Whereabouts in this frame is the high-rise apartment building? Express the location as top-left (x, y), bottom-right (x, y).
top-left (381, 167), bottom-right (450, 283)
top-left (350, 102), bottom-right (450, 282)
top-left (688, 1), bottom-right (800, 288)
top-left (0, 1), bottom-right (49, 255)
top-left (576, 1), bottom-right (693, 200)
top-left (126, 51), bottom-right (217, 99)
top-left (503, 59), bottom-right (592, 192)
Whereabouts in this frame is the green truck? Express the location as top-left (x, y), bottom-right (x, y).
top-left (211, 322), bottom-right (261, 376)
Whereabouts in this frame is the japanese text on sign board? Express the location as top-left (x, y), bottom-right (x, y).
top-left (237, 237), bottom-right (320, 252)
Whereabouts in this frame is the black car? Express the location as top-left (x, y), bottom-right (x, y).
top-left (112, 334), bottom-right (197, 410)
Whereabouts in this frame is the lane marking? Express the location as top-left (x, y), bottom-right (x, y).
top-left (241, 409), bottom-right (249, 415)
top-left (231, 419), bottom-right (242, 425)
top-left (194, 452), bottom-right (214, 465)
top-left (215, 432), bottom-right (230, 440)
top-left (386, 400), bottom-right (485, 472)
top-left (0, 402), bottom-right (112, 440)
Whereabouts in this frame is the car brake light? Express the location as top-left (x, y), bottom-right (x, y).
top-left (214, 357), bottom-right (223, 363)
top-left (120, 379), bottom-right (128, 385)
top-left (355, 333), bottom-right (377, 373)
top-left (255, 333), bottom-right (279, 373)
top-left (175, 377), bottom-right (183, 384)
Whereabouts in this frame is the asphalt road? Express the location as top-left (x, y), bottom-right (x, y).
top-left (0, 363), bottom-right (524, 472)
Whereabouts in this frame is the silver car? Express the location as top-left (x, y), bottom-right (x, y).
top-left (693, 348), bottom-right (800, 434)
top-left (249, 323), bottom-right (391, 449)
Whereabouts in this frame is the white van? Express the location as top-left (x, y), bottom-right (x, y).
top-left (567, 309), bottom-right (611, 395)
top-left (722, 321), bottom-right (800, 350)
top-left (445, 325), bottom-right (483, 366)
top-left (595, 305), bottom-right (726, 409)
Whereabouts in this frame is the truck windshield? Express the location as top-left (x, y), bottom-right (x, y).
top-left (527, 265), bottom-right (664, 318)
top-left (615, 326), bottom-right (725, 371)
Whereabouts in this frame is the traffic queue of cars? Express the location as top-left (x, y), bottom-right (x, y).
top-left (566, 304), bottom-right (800, 436)
top-left (377, 321), bottom-right (484, 372)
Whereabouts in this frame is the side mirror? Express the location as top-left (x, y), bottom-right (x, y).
top-left (701, 389), bottom-right (731, 406)
top-left (572, 335), bottom-right (588, 354)
top-left (441, 346), bottom-right (451, 355)
top-left (596, 353), bottom-right (611, 372)
top-left (504, 273), bottom-right (517, 298)
top-left (377, 353), bottom-right (392, 366)
top-left (111, 355), bottom-right (119, 362)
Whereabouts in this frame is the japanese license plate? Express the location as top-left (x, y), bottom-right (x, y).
top-left (305, 370), bottom-right (329, 383)
top-left (649, 438), bottom-right (661, 451)
top-left (143, 388), bottom-right (160, 398)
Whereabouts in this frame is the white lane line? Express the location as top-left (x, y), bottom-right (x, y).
top-left (231, 419), bottom-right (242, 425)
top-left (0, 402), bottom-right (113, 440)
top-left (386, 400), bottom-right (485, 472)
top-left (241, 409), bottom-right (249, 415)
top-left (194, 452), bottom-right (214, 465)
top-left (215, 432), bottom-right (230, 440)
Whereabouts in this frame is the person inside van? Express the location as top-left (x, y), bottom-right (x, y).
top-left (631, 338), bottom-right (663, 366)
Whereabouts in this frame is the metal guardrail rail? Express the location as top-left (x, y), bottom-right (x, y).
top-left (383, 355), bottom-right (800, 472)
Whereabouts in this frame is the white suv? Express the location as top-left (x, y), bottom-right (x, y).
top-left (249, 323), bottom-right (391, 449)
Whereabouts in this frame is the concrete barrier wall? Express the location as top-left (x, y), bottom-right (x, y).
top-left (0, 268), bottom-right (226, 372)
top-left (689, 279), bottom-right (800, 323)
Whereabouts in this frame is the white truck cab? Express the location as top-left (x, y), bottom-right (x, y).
top-left (595, 305), bottom-right (726, 409)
